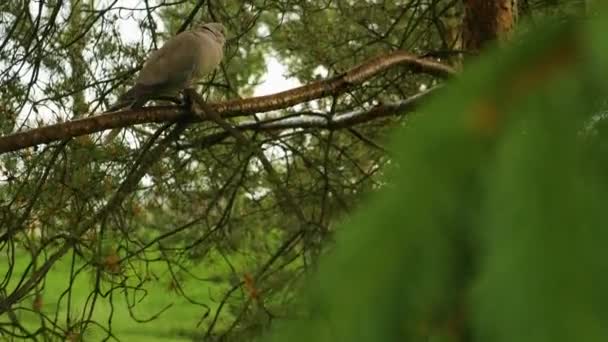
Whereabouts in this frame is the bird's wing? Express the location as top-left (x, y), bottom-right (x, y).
top-left (136, 31), bottom-right (203, 89)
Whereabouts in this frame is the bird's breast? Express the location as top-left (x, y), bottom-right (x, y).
top-left (194, 35), bottom-right (224, 79)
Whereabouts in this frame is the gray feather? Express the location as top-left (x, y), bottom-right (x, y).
top-left (104, 22), bottom-right (226, 142)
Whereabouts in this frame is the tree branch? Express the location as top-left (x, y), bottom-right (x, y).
top-left (179, 87), bottom-right (438, 150)
top-left (0, 51), bottom-right (455, 154)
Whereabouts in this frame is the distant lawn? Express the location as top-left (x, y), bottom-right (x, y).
top-left (0, 248), bottom-right (239, 341)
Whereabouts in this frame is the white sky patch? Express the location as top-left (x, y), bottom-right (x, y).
top-left (111, 0), bottom-right (162, 46)
top-left (253, 56), bottom-right (301, 97)
top-left (257, 23), bottom-right (270, 37)
top-left (244, 185), bottom-right (270, 201)
top-left (118, 17), bottom-right (145, 44)
top-left (313, 65), bottom-right (329, 79)
top-left (284, 12), bottom-right (301, 22)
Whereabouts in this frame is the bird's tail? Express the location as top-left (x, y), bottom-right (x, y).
top-left (104, 84), bottom-right (151, 143)
top-left (106, 85), bottom-right (147, 113)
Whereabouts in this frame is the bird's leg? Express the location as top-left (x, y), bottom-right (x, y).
top-left (182, 88), bottom-right (196, 113)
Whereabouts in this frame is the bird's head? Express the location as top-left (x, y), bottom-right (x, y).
top-left (196, 22), bottom-right (226, 45)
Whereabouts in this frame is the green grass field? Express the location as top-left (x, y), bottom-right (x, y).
top-left (1, 249), bottom-right (238, 341)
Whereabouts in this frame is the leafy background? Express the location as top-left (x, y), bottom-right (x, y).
top-left (0, 1), bottom-right (605, 341)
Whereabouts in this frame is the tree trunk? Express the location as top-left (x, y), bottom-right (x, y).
top-left (463, 0), bottom-right (518, 52)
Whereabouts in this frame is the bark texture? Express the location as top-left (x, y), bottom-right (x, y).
top-left (463, 0), bottom-right (518, 52)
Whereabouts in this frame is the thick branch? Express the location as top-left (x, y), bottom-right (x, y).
top-left (0, 51), bottom-right (455, 154)
top-left (180, 88), bottom-right (438, 150)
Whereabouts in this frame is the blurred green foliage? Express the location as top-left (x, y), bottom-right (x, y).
top-left (262, 12), bottom-right (608, 342)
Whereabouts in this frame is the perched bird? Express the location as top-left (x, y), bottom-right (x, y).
top-left (105, 22), bottom-right (226, 141)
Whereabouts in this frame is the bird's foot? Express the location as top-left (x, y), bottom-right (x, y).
top-left (182, 88), bottom-right (197, 113)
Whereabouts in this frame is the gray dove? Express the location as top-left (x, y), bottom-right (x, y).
top-left (105, 22), bottom-right (226, 140)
